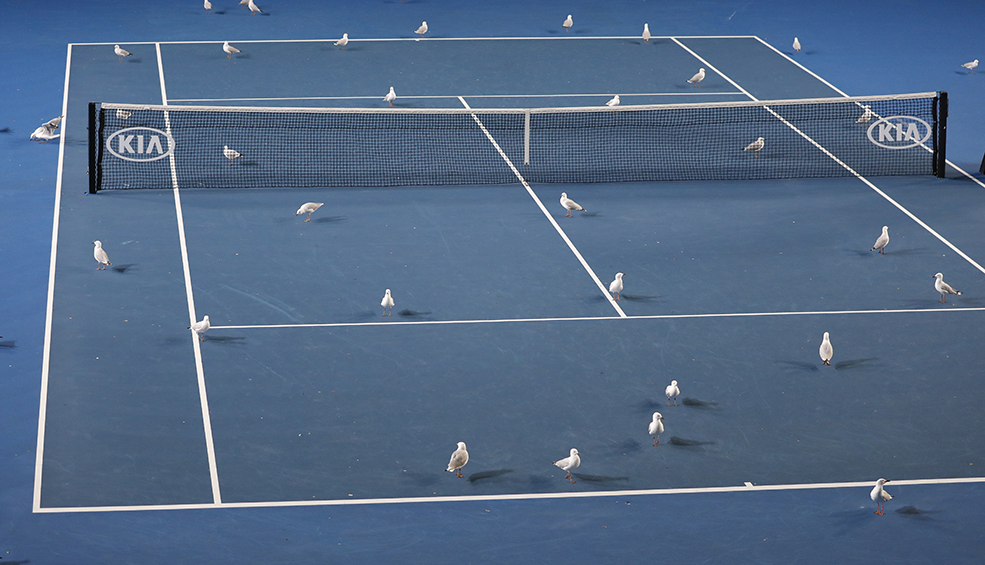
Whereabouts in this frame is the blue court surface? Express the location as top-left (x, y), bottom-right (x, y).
top-left (5, 1), bottom-right (985, 563)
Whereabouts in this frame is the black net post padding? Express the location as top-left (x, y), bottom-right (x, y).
top-left (934, 91), bottom-right (948, 179)
top-left (88, 102), bottom-right (97, 194)
top-left (980, 151), bottom-right (985, 175)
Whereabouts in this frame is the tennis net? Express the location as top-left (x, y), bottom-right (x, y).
top-left (88, 92), bottom-right (946, 193)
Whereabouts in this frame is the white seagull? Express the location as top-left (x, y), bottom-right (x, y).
top-left (188, 315), bottom-right (210, 342)
top-left (856, 105), bottom-right (874, 128)
top-left (116, 109), bottom-right (131, 121)
top-left (31, 116), bottom-right (62, 143)
top-left (648, 412), bottom-right (665, 446)
top-left (665, 380), bottom-right (679, 407)
top-left (446, 442), bottom-right (469, 478)
top-left (223, 145), bottom-right (242, 164)
top-left (295, 202), bottom-right (324, 222)
top-left (204, 0), bottom-right (212, 14)
top-left (335, 33), bottom-right (349, 50)
top-left (248, 0), bottom-right (262, 15)
top-left (553, 448), bottom-right (580, 483)
top-left (384, 86), bottom-right (396, 107)
top-left (819, 332), bottom-right (833, 366)
top-left (239, 0), bottom-right (249, 8)
top-left (687, 68), bottom-right (706, 88)
top-left (871, 226), bottom-right (889, 254)
top-left (962, 59), bottom-right (979, 74)
top-left (933, 272), bottom-right (961, 303)
top-left (114, 44), bottom-right (131, 63)
top-left (381, 289), bottom-right (395, 317)
top-left (609, 272), bottom-right (625, 301)
top-left (562, 14), bottom-right (573, 33)
top-left (744, 137), bottom-right (765, 158)
top-left (642, 23), bottom-right (650, 43)
top-left (415, 21), bottom-right (428, 38)
top-left (559, 192), bottom-right (585, 217)
top-left (223, 41), bottom-right (241, 59)
top-left (792, 37), bottom-right (801, 53)
top-left (870, 478), bottom-right (892, 515)
top-left (92, 240), bottom-right (111, 270)
top-left (605, 94), bottom-right (620, 107)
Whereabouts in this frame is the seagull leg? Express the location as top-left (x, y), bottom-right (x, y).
top-left (304, 213), bottom-right (312, 222)
top-left (456, 469), bottom-right (463, 478)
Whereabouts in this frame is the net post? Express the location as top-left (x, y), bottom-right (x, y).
top-left (934, 91), bottom-right (948, 179)
top-left (523, 110), bottom-right (531, 165)
top-left (88, 102), bottom-right (97, 194)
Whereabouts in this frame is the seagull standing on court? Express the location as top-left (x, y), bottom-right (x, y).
top-left (92, 241), bottom-right (111, 270)
top-left (248, 0), bottom-right (262, 15)
top-left (553, 448), bottom-right (580, 483)
top-left (962, 59), bottom-right (979, 74)
top-left (188, 315), bottom-right (210, 342)
top-left (381, 289), bottom-right (395, 317)
top-left (605, 94), bottom-right (620, 107)
top-left (648, 412), bottom-right (665, 446)
top-left (446, 442), bottom-right (469, 478)
top-left (415, 21), bottom-right (428, 38)
top-left (31, 116), bottom-right (62, 143)
top-left (933, 272), bottom-right (961, 303)
top-left (687, 68), bottom-right (706, 88)
top-left (665, 380), bottom-right (680, 407)
top-left (792, 37), bottom-right (801, 53)
top-left (384, 86), bottom-right (396, 107)
top-left (116, 109), bottom-right (131, 121)
top-left (335, 33), bottom-right (349, 50)
top-left (744, 137), bottom-right (765, 158)
top-left (295, 202), bottom-right (324, 222)
top-left (559, 192), bottom-right (585, 217)
top-left (223, 41), bottom-right (241, 59)
top-left (870, 478), bottom-right (892, 515)
top-left (609, 272), bottom-right (625, 301)
top-left (223, 145), bottom-right (242, 164)
top-left (239, 0), bottom-right (249, 8)
top-left (642, 23), bottom-right (651, 43)
top-left (204, 0), bottom-right (212, 14)
top-left (114, 44), bottom-right (131, 63)
top-left (871, 226), bottom-right (889, 254)
top-left (562, 14), bottom-right (573, 33)
top-left (819, 332), bottom-right (833, 366)
top-left (856, 105), bottom-right (874, 128)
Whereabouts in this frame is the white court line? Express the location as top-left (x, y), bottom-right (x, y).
top-left (209, 306), bottom-right (985, 331)
top-left (157, 44), bottom-right (223, 506)
top-left (33, 43), bottom-right (73, 513)
top-left (33, 475), bottom-right (985, 514)
top-left (672, 37), bottom-right (985, 277)
top-left (168, 92), bottom-right (747, 103)
top-left (458, 96), bottom-right (626, 317)
top-left (753, 35), bottom-right (985, 191)
top-left (68, 35), bottom-right (759, 47)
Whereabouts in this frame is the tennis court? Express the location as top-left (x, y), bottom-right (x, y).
top-left (35, 34), bottom-right (985, 515)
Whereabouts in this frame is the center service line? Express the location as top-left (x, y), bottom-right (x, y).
top-left (457, 96), bottom-right (626, 317)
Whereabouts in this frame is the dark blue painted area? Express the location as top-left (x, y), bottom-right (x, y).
top-left (4, 1), bottom-right (985, 563)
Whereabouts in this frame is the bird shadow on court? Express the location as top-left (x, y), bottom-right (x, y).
top-left (954, 71), bottom-right (974, 76)
top-left (0, 127), bottom-right (12, 133)
top-left (571, 473), bottom-right (629, 483)
top-left (776, 360), bottom-right (820, 372)
top-left (669, 436), bottom-right (716, 448)
top-left (620, 293), bottom-right (661, 303)
top-left (834, 357), bottom-right (878, 371)
top-left (398, 309), bottom-right (434, 319)
top-left (895, 505), bottom-right (942, 519)
top-left (901, 298), bottom-right (955, 308)
top-left (127, 59), bottom-right (143, 64)
top-left (111, 264), bottom-right (137, 273)
top-left (204, 336), bottom-right (246, 344)
top-left (0, 340), bottom-right (17, 348)
top-left (468, 469), bottom-right (514, 483)
top-left (682, 397), bottom-right (721, 410)
top-left (577, 211), bottom-right (600, 217)
top-left (635, 398), bottom-right (668, 412)
top-left (313, 216), bottom-right (346, 223)
top-left (597, 439), bottom-right (645, 456)
top-left (235, 54), bottom-right (253, 60)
